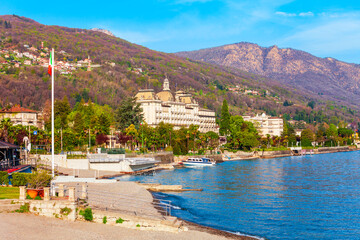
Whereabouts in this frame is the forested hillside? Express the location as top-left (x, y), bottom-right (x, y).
top-left (0, 15), bottom-right (358, 125)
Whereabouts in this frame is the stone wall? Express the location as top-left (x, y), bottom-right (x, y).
top-left (28, 200), bottom-right (77, 221)
top-left (39, 155), bottom-right (89, 170)
top-left (126, 152), bottom-right (174, 163)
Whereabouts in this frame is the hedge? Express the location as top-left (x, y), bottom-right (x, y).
top-left (0, 171), bottom-right (9, 185)
top-left (11, 173), bottom-right (29, 187)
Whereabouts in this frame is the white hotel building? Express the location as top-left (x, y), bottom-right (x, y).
top-left (135, 78), bottom-right (218, 133)
top-left (243, 113), bottom-right (283, 137)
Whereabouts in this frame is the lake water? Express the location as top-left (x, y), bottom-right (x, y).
top-left (117, 151), bottom-right (360, 240)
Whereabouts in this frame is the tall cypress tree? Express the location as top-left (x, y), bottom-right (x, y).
top-left (220, 99), bottom-right (230, 136)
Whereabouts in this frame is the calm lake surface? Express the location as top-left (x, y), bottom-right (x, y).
top-left (117, 151), bottom-right (360, 240)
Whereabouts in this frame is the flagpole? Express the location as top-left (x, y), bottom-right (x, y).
top-left (51, 48), bottom-right (55, 178)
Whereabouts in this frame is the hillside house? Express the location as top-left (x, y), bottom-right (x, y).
top-left (0, 105), bottom-right (42, 129)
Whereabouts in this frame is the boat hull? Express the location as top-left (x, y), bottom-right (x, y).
top-left (182, 162), bottom-right (215, 167)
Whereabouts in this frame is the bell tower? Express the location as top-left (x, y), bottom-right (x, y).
top-left (163, 78), bottom-right (170, 91)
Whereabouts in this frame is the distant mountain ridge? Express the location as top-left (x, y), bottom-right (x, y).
top-left (176, 42), bottom-right (360, 106)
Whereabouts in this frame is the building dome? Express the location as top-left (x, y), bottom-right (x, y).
top-left (156, 91), bottom-right (174, 102)
top-left (156, 77), bottom-right (174, 102)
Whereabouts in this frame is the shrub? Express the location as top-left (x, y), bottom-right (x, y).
top-left (164, 146), bottom-right (173, 152)
top-left (116, 217), bottom-right (124, 224)
top-left (34, 196), bottom-right (42, 200)
top-left (11, 173), bottom-right (29, 186)
top-left (27, 170), bottom-right (52, 189)
top-left (103, 216), bottom-right (107, 224)
top-left (0, 171), bottom-right (9, 185)
top-left (15, 203), bottom-right (30, 213)
top-left (60, 207), bottom-right (72, 216)
top-left (79, 208), bottom-right (93, 221)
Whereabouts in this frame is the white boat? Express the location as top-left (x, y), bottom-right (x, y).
top-left (182, 157), bottom-right (216, 167)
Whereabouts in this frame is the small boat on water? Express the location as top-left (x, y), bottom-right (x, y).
top-left (182, 157), bottom-right (216, 167)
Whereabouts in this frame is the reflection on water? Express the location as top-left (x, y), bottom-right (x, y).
top-left (116, 151), bottom-right (360, 240)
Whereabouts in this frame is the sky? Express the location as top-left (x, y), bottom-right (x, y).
top-left (1, 0), bottom-right (360, 63)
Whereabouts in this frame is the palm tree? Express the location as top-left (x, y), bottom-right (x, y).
top-left (0, 118), bottom-right (13, 142)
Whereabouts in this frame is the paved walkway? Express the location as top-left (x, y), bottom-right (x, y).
top-left (57, 166), bottom-right (121, 179)
top-left (0, 213), bottom-right (237, 240)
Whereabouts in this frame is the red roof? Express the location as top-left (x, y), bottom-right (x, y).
top-left (0, 105), bottom-right (37, 113)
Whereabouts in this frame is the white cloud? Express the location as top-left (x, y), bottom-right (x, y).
top-left (299, 11), bottom-right (314, 17)
top-left (280, 18), bottom-right (360, 55)
top-left (276, 11), bottom-right (314, 17)
top-left (276, 11), bottom-right (296, 17)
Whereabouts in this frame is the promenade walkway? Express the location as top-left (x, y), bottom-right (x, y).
top-left (56, 166), bottom-right (121, 179)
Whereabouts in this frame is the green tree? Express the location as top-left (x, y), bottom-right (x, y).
top-left (54, 96), bottom-right (71, 129)
top-left (115, 97), bottom-right (143, 131)
top-left (326, 124), bottom-right (338, 139)
top-left (0, 118), bottom-right (12, 142)
top-left (301, 128), bottom-right (314, 147)
top-left (205, 131), bottom-right (219, 153)
top-left (307, 101), bottom-right (315, 109)
top-left (227, 116), bottom-right (260, 150)
top-left (125, 124), bottom-right (138, 150)
top-left (219, 99), bottom-right (230, 136)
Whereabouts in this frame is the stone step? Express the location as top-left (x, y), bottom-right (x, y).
top-left (173, 219), bottom-right (183, 228)
top-left (161, 216), bottom-right (182, 228)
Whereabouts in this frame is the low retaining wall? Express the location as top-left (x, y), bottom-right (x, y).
top-left (39, 155), bottom-right (89, 170)
top-left (126, 152), bottom-right (174, 163)
top-left (89, 161), bottom-right (132, 172)
top-left (18, 186), bottom-right (77, 221)
top-left (28, 200), bottom-right (77, 221)
top-left (223, 150), bottom-right (256, 160)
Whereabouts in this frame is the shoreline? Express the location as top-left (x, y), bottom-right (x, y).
top-left (149, 191), bottom-right (261, 240)
top-left (149, 188), bottom-right (266, 240)
top-left (145, 149), bottom-right (358, 239)
top-left (223, 146), bottom-right (358, 161)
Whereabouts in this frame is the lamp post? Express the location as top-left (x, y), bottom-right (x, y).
top-left (141, 122), bottom-right (144, 153)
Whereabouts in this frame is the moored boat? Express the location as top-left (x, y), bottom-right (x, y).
top-left (182, 157), bottom-right (216, 167)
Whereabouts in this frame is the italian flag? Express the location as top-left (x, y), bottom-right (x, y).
top-left (48, 51), bottom-right (53, 76)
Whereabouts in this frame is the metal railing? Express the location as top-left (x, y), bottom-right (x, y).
top-left (76, 187), bottom-right (172, 219)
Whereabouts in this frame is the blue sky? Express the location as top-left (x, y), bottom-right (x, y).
top-left (1, 0), bottom-right (360, 63)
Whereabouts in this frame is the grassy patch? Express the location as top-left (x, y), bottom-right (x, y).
top-left (0, 187), bottom-right (19, 199)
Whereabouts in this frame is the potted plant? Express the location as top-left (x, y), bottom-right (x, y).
top-left (26, 170), bottom-right (52, 199)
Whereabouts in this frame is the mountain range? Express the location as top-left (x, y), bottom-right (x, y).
top-left (176, 42), bottom-right (360, 108)
top-left (0, 15), bottom-right (358, 124)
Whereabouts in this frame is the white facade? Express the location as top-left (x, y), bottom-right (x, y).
top-left (135, 78), bottom-right (218, 133)
top-left (0, 105), bottom-right (41, 128)
top-left (243, 113), bottom-right (283, 137)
